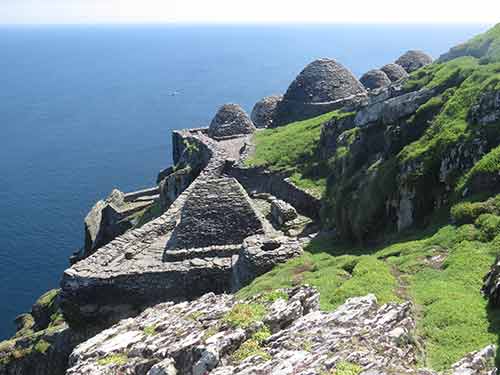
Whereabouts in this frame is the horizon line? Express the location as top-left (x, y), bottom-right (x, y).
top-left (0, 21), bottom-right (494, 27)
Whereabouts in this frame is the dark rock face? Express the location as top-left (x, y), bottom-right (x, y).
top-left (250, 95), bottom-right (282, 128)
top-left (273, 58), bottom-right (366, 126)
top-left (395, 50), bottom-right (433, 73)
top-left (470, 90), bottom-right (500, 125)
top-left (483, 256), bottom-right (500, 306)
top-left (360, 69), bottom-right (392, 90)
top-left (381, 63), bottom-right (409, 82)
top-left (208, 104), bottom-right (256, 139)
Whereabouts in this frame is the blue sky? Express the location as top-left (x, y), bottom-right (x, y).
top-left (1, 0), bottom-right (499, 25)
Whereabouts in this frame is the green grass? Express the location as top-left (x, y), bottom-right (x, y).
top-left (97, 354), bottom-right (128, 366)
top-left (35, 289), bottom-right (59, 308)
top-left (231, 338), bottom-right (271, 362)
top-left (456, 145), bottom-right (500, 195)
top-left (223, 303), bottom-right (267, 329)
top-left (238, 220), bottom-right (500, 370)
top-left (333, 361), bottom-right (363, 375)
top-left (33, 340), bottom-right (50, 354)
top-left (246, 110), bottom-right (350, 196)
top-left (143, 325), bottom-right (156, 336)
top-left (440, 23), bottom-right (500, 64)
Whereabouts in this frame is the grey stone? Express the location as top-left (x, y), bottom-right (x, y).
top-left (208, 104), bottom-right (256, 139)
top-left (232, 235), bottom-right (303, 289)
top-left (273, 58), bottom-right (367, 126)
top-left (395, 50), bottom-right (433, 73)
top-left (65, 287), bottom-right (494, 375)
top-left (250, 95), bottom-right (282, 128)
top-left (354, 87), bottom-right (435, 127)
top-left (381, 63), bottom-right (409, 82)
top-left (270, 199), bottom-right (298, 228)
top-left (283, 58), bottom-right (365, 103)
top-left (360, 69), bottom-right (392, 90)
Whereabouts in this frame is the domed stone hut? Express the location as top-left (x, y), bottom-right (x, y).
top-left (395, 50), bottom-right (433, 73)
top-left (273, 58), bottom-right (366, 126)
top-left (381, 63), bottom-right (409, 82)
top-left (251, 95), bottom-right (283, 128)
top-left (208, 104), bottom-right (256, 139)
top-left (360, 69), bottom-right (391, 90)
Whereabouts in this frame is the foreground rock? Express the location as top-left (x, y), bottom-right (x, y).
top-left (65, 286), bottom-right (496, 375)
top-left (273, 58), bottom-right (367, 126)
top-left (208, 104), bottom-right (256, 139)
top-left (395, 50), bottom-right (433, 73)
top-left (251, 95), bottom-right (283, 128)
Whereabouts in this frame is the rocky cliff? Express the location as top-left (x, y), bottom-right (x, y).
top-left (3, 24), bottom-right (500, 375)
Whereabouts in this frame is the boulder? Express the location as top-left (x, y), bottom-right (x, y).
top-left (232, 235), bottom-right (303, 289)
top-left (273, 58), bottom-right (366, 126)
top-left (270, 199), bottom-right (298, 227)
top-left (360, 69), bottom-right (392, 90)
top-left (395, 50), bottom-right (433, 73)
top-left (250, 95), bottom-right (282, 128)
top-left (208, 104), bottom-right (256, 139)
top-left (381, 63), bottom-right (409, 82)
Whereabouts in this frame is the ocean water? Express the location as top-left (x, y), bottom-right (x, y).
top-left (0, 23), bottom-right (490, 339)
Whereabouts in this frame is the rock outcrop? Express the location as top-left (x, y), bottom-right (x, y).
top-left (395, 50), bottom-right (433, 73)
top-left (80, 187), bottom-right (160, 261)
top-left (381, 63), bottom-right (409, 82)
top-left (250, 95), bottom-right (283, 128)
top-left (65, 286), bottom-right (496, 375)
top-left (208, 104), bottom-right (256, 139)
top-left (273, 58), bottom-right (367, 126)
top-left (360, 69), bottom-right (392, 90)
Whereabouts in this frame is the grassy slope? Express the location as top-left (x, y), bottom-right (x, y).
top-left (241, 25), bottom-right (500, 370)
top-left (238, 217), bottom-right (500, 370)
top-left (245, 111), bottom-right (349, 196)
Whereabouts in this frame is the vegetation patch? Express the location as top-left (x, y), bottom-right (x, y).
top-left (239, 218), bottom-right (500, 370)
top-left (223, 303), bottom-right (266, 329)
top-left (97, 353), bottom-right (128, 366)
top-left (143, 325), bottom-right (156, 336)
top-left (246, 110), bottom-right (350, 195)
top-left (231, 338), bottom-right (271, 362)
top-left (34, 339), bottom-right (50, 354)
top-left (333, 361), bottom-right (363, 375)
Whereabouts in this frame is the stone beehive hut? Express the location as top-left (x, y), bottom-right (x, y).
top-left (395, 50), bottom-right (433, 73)
top-left (381, 63), bottom-right (409, 82)
top-left (360, 69), bottom-right (392, 90)
top-left (273, 58), bottom-right (366, 126)
top-left (208, 103), bottom-right (256, 139)
top-left (284, 58), bottom-right (365, 103)
top-left (251, 95), bottom-right (283, 128)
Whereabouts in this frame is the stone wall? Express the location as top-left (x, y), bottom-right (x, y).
top-left (229, 165), bottom-right (321, 220)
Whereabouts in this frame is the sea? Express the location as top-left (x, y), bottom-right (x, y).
top-left (0, 23), bottom-right (490, 339)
